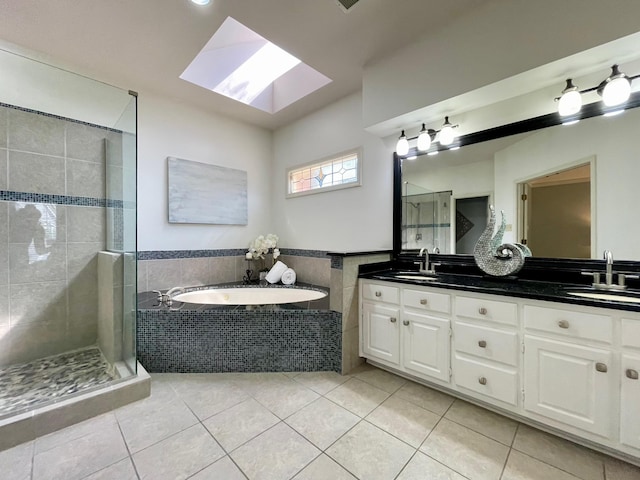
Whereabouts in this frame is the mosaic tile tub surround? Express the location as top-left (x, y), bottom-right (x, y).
top-left (137, 306), bottom-right (341, 373)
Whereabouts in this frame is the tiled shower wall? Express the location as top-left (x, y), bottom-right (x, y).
top-left (0, 104), bottom-right (120, 367)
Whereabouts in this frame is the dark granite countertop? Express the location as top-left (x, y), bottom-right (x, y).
top-left (137, 282), bottom-right (330, 312)
top-left (360, 267), bottom-right (640, 313)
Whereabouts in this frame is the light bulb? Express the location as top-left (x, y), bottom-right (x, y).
top-left (396, 130), bottom-right (409, 156)
top-left (601, 65), bottom-right (631, 107)
top-left (439, 117), bottom-right (455, 146)
top-left (417, 124), bottom-right (431, 151)
top-left (191, 0), bottom-right (211, 4)
top-left (558, 79), bottom-right (582, 116)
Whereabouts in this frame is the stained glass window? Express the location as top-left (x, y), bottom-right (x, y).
top-left (287, 150), bottom-right (361, 197)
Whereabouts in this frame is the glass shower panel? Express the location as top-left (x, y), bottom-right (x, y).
top-left (402, 182), bottom-right (452, 253)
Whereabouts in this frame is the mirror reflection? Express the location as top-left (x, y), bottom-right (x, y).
top-left (400, 106), bottom-right (640, 261)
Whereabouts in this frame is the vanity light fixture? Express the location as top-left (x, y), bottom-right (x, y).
top-left (396, 130), bottom-right (409, 156)
top-left (190, 0), bottom-right (211, 4)
top-left (556, 64), bottom-right (639, 116)
top-left (394, 117), bottom-right (459, 156)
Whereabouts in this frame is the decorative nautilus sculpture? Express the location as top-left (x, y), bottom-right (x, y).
top-left (473, 206), bottom-right (532, 277)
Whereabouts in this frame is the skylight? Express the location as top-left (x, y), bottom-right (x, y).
top-left (180, 17), bottom-right (331, 114)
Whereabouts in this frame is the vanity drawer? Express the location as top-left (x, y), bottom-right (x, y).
top-left (455, 295), bottom-right (517, 326)
top-left (362, 282), bottom-right (400, 305)
top-left (621, 319), bottom-right (640, 349)
top-left (454, 354), bottom-right (519, 406)
top-left (454, 321), bottom-right (519, 366)
top-left (523, 305), bottom-right (612, 344)
top-left (403, 288), bottom-right (451, 314)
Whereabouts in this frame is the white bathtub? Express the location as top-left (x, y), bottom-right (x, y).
top-left (172, 287), bottom-right (327, 306)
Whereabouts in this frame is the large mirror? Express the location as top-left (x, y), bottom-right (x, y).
top-left (396, 99), bottom-right (640, 261)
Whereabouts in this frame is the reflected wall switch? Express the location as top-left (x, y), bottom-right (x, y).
top-left (505, 224), bottom-right (513, 232)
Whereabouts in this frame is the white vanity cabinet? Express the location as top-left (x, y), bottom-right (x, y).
top-left (523, 305), bottom-right (615, 438)
top-left (358, 277), bottom-right (640, 464)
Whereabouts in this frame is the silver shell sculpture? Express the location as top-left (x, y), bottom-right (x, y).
top-left (473, 206), bottom-right (531, 276)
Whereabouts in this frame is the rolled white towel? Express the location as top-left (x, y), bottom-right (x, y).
top-left (281, 268), bottom-right (296, 285)
top-left (266, 261), bottom-right (288, 284)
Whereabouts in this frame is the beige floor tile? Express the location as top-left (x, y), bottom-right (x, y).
top-left (420, 418), bottom-right (509, 480)
top-left (293, 454), bottom-right (357, 479)
top-left (326, 421), bottom-right (415, 480)
top-left (132, 424), bottom-right (224, 480)
top-left (444, 399), bottom-right (518, 445)
top-left (393, 381), bottom-right (455, 415)
top-left (502, 450), bottom-right (584, 480)
top-left (604, 457), bottom-right (640, 480)
top-left (34, 412), bottom-right (117, 454)
top-left (189, 455), bottom-right (247, 479)
top-left (354, 367), bottom-right (407, 393)
top-left (113, 379), bottom-right (178, 421)
top-left (366, 395), bottom-right (440, 448)
top-left (83, 457), bottom-right (138, 480)
top-left (293, 371), bottom-right (351, 395)
top-left (396, 451), bottom-right (466, 480)
top-left (252, 378), bottom-right (320, 419)
top-left (175, 381), bottom-right (250, 420)
top-left (285, 397), bottom-right (360, 449)
top-left (117, 395), bottom-right (199, 453)
top-left (325, 378), bottom-right (390, 417)
top-left (231, 372), bottom-right (292, 396)
top-left (512, 425), bottom-right (604, 480)
top-left (32, 420), bottom-right (129, 480)
top-left (230, 422), bottom-right (320, 480)
top-left (203, 398), bottom-right (280, 452)
top-left (0, 441), bottom-right (33, 480)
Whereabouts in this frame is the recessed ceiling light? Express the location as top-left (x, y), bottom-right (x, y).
top-left (191, 0), bottom-right (210, 5)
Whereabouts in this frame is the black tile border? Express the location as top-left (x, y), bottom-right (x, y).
top-left (138, 248), bottom-right (333, 261)
top-left (0, 190), bottom-right (125, 208)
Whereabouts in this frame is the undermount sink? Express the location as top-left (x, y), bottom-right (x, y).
top-left (566, 291), bottom-right (640, 304)
top-left (393, 274), bottom-right (438, 281)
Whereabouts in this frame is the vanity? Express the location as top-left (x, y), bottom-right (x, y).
top-left (358, 268), bottom-right (640, 464)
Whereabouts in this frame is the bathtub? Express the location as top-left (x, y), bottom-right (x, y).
top-left (172, 286), bottom-right (327, 306)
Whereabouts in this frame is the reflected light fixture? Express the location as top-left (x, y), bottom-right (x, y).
top-left (558, 79), bottom-right (582, 116)
top-left (191, 0), bottom-right (211, 4)
top-left (396, 130), bottom-right (409, 156)
top-left (438, 116), bottom-right (455, 145)
top-left (556, 64), bottom-right (639, 116)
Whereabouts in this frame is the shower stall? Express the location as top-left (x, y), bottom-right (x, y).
top-left (0, 46), bottom-right (143, 441)
top-left (402, 182), bottom-right (452, 253)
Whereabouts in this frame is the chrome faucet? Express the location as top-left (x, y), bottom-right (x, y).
top-left (604, 250), bottom-right (614, 286)
top-left (581, 250), bottom-right (638, 290)
top-left (415, 247), bottom-right (437, 276)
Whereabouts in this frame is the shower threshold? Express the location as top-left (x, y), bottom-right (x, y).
top-left (0, 347), bottom-right (118, 418)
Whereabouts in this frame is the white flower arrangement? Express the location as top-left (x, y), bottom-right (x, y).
top-left (246, 234), bottom-right (280, 263)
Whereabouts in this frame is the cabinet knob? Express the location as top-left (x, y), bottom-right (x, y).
top-left (558, 319), bottom-right (570, 329)
top-left (478, 340), bottom-right (487, 348)
top-left (626, 369), bottom-right (639, 380)
top-left (478, 307), bottom-right (487, 315)
top-left (595, 362), bottom-right (608, 373)
top-left (478, 376), bottom-right (487, 385)
top-left (390, 317), bottom-right (397, 323)
top-left (420, 299), bottom-right (428, 305)
top-left (375, 291), bottom-right (382, 297)
top-left (403, 320), bottom-right (410, 326)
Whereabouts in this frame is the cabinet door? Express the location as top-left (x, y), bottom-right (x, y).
top-left (524, 335), bottom-right (614, 438)
top-left (361, 302), bottom-right (400, 365)
top-left (621, 354), bottom-right (640, 450)
top-left (402, 311), bottom-right (450, 382)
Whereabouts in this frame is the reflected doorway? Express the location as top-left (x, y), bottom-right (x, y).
top-left (518, 163), bottom-right (592, 258)
top-left (454, 196), bottom-right (489, 254)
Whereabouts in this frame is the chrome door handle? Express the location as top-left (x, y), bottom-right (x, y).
top-left (478, 307), bottom-right (487, 315)
top-left (558, 319), bottom-right (570, 329)
top-left (478, 376), bottom-right (487, 385)
top-left (478, 340), bottom-right (487, 348)
top-left (403, 320), bottom-right (410, 326)
top-left (626, 369), bottom-right (639, 380)
top-left (390, 317), bottom-right (397, 323)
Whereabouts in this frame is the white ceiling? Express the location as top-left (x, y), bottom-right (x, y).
top-left (0, 0), bottom-right (482, 130)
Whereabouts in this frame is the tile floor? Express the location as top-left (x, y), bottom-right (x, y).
top-left (1, 364), bottom-right (639, 480)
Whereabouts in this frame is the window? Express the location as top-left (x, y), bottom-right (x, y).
top-left (286, 149), bottom-right (361, 197)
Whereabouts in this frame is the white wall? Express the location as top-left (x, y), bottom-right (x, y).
top-left (494, 107), bottom-right (640, 260)
top-left (137, 93), bottom-right (272, 251)
top-left (363, 0), bottom-right (640, 130)
top-left (272, 92), bottom-right (393, 251)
